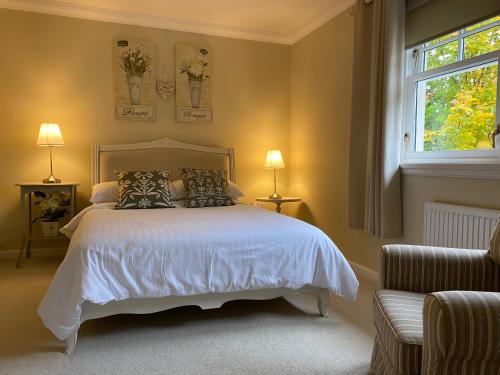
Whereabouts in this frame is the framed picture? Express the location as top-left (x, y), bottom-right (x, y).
top-left (175, 44), bottom-right (212, 123)
top-left (113, 38), bottom-right (156, 121)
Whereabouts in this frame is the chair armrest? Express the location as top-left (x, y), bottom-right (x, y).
top-left (422, 291), bottom-right (500, 375)
top-left (379, 244), bottom-right (499, 293)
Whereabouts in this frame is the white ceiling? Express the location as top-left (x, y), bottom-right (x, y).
top-left (0, 0), bottom-right (355, 44)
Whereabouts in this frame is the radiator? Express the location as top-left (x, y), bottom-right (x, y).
top-left (423, 202), bottom-right (500, 250)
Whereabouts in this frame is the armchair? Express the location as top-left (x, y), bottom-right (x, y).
top-left (370, 244), bottom-right (500, 374)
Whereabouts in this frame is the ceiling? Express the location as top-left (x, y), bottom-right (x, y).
top-left (0, 0), bottom-right (355, 44)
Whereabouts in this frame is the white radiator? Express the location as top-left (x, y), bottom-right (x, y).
top-left (423, 202), bottom-right (500, 250)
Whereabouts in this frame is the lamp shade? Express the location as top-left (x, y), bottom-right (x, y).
top-left (264, 149), bottom-right (284, 169)
top-left (37, 123), bottom-right (64, 146)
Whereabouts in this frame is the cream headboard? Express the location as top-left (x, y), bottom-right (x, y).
top-left (91, 137), bottom-right (235, 186)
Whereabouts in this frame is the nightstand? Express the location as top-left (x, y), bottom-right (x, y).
top-left (255, 197), bottom-right (301, 213)
top-left (15, 182), bottom-right (79, 268)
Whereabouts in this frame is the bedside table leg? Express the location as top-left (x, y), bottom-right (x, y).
top-left (276, 202), bottom-right (282, 213)
top-left (16, 241), bottom-right (28, 268)
top-left (26, 193), bottom-right (32, 258)
top-left (26, 240), bottom-right (32, 259)
top-left (17, 190), bottom-right (26, 268)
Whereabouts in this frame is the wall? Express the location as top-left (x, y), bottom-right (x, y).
top-left (2, 7), bottom-right (499, 268)
top-left (0, 9), bottom-right (290, 252)
top-left (288, 10), bottom-right (500, 272)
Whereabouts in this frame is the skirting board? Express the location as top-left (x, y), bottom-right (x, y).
top-left (348, 260), bottom-right (378, 285)
top-left (0, 247), bottom-right (66, 259)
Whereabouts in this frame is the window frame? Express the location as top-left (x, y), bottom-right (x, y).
top-left (401, 18), bottom-right (500, 170)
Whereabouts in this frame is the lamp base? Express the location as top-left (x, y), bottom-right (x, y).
top-left (268, 192), bottom-right (282, 199)
top-left (43, 174), bottom-right (61, 184)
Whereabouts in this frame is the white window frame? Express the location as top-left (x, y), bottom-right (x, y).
top-left (401, 18), bottom-right (500, 178)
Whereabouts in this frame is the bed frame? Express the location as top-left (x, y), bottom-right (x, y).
top-left (64, 137), bottom-right (329, 354)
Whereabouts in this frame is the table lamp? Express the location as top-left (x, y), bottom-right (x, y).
top-left (264, 149), bottom-right (284, 199)
top-left (37, 123), bottom-right (64, 183)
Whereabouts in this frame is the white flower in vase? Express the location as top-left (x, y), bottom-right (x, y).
top-left (180, 49), bottom-right (209, 108)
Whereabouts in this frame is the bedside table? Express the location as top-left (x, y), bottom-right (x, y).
top-left (255, 197), bottom-right (301, 213)
top-left (15, 182), bottom-right (79, 268)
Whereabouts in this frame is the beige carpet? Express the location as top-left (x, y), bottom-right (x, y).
top-left (0, 256), bottom-right (376, 375)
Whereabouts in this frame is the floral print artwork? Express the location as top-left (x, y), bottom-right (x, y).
top-left (115, 170), bottom-right (175, 209)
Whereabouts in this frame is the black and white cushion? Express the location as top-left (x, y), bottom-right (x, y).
top-left (115, 170), bottom-right (175, 209)
top-left (180, 168), bottom-right (234, 208)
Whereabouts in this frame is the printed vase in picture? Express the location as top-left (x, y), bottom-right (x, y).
top-left (41, 221), bottom-right (59, 237)
top-left (188, 79), bottom-right (202, 108)
top-left (127, 75), bottom-right (143, 105)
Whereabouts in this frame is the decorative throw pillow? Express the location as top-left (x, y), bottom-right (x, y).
top-left (170, 179), bottom-right (245, 201)
top-left (487, 217), bottom-right (500, 265)
top-left (115, 170), bottom-right (175, 209)
top-left (180, 168), bottom-right (234, 208)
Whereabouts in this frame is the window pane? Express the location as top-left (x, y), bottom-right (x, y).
top-left (465, 15), bottom-right (500, 32)
top-left (464, 25), bottom-right (500, 58)
top-left (424, 41), bottom-right (459, 70)
top-left (416, 62), bottom-right (498, 151)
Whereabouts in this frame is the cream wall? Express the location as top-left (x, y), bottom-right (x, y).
top-left (0, 9), bottom-right (290, 252)
top-left (2, 7), bottom-right (499, 268)
top-left (288, 10), bottom-right (500, 272)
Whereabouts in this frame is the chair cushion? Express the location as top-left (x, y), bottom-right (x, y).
top-left (373, 289), bottom-right (425, 374)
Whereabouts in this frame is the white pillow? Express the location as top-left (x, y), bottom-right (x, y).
top-left (90, 179), bottom-right (244, 203)
top-left (170, 179), bottom-right (245, 201)
top-left (228, 181), bottom-right (245, 200)
top-left (90, 181), bottom-right (118, 203)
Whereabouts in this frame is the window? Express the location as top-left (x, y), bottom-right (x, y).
top-left (402, 16), bottom-right (500, 167)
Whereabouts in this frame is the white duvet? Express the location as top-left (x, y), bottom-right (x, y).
top-left (38, 203), bottom-right (359, 340)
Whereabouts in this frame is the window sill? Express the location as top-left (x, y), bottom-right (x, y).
top-left (400, 162), bottom-right (500, 180)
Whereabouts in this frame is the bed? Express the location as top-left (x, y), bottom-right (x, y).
top-left (37, 137), bottom-right (359, 354)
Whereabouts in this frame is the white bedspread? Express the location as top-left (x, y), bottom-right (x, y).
top-left (38, 204), bottom-right (359, 340)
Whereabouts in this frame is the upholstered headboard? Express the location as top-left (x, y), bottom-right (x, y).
top-left (91, 137), bottom-right (235, 186)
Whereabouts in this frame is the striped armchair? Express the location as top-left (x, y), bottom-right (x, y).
top-left (370, 244), bottom-right (500, 375)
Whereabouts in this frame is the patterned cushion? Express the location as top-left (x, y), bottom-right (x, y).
top-left (115, 170), bottom-right (175, 209)
top-left (371, 289), bottom-right (425, 374)
top-left (487, 219), bottom-right (500, 265)
top-left (180, 168), bottom-right (234, 208)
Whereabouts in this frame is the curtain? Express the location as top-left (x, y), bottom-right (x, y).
top-left (347, 0), bottom-right (405, 239)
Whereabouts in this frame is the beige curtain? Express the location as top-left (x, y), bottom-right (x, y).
top-left (348, 0), bottom-right (405, 239)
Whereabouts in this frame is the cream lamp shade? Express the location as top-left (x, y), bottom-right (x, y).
top-left (264, 150), bottom-right (284, 169)
top-left (37, 123), bottom-right (64, 183)
top-left (37, 123), bottom-right (64, 146)
top-left (264, 149), bottom-right (284, 199)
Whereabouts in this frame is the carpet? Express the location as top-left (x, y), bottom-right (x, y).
top-left (0, 256), bottom-right (375, 375)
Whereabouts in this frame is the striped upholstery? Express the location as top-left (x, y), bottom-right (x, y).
top-left (488, 220), bottom-right (500, 266)
top-left (423, 291), bottom-right (500, 375)
top-left (372, 290), bottom-right (424, 374)
top-left (380, 245), bottom-right (500, 293)
top-left (371, 244), bottom-right (500, 375)
top-left (371, 335), bottom-right (400, 375)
